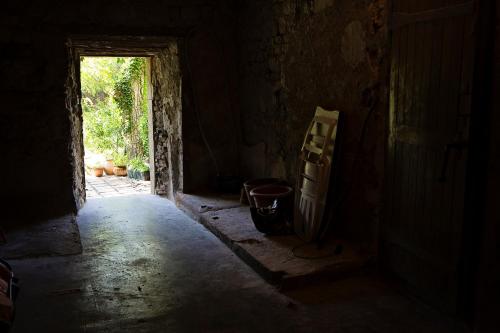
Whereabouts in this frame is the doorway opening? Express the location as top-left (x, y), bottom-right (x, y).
top-left (80, 56), bottom-right (152, 198)
top-left (67, 37), bottom-right (184, 208)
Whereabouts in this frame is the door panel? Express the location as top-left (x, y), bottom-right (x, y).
top-left (384, 0), bottom-right (474, 312)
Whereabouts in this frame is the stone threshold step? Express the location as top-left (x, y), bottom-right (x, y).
top-left (175, 192), bottom-right (373, 290)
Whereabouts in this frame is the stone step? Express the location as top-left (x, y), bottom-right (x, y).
top-left (175, 192), bottom-right (373, 290)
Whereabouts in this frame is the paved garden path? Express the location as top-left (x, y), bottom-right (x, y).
top-left (85, 174), bottom-right (151, 198)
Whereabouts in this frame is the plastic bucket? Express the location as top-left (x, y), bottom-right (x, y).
top-left (249, 185), bottom-right (293, 208)
top-left (243, 178), bottom-right (283, 207)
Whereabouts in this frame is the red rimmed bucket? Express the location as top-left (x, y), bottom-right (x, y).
top-left (249, 185), bottom-right (293, 208)
top-left (243, 178), bottom-right (284, 206)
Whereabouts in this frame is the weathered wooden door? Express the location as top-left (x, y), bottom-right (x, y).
top-left (383, 0), bottom-right (475, 312)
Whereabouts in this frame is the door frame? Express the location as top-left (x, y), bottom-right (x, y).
top-left (66, 36), bottom-right (184, 205)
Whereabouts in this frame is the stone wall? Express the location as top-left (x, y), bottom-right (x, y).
top-left (237, 0), bottom-right (389, 244)
top-left (66, 44), bottom-right (86, 211)
top-left (0, 0), bottom-right (240, 220)
top-left (182, 18), bottom-right (241, 191)
top-left (151, 45), bottom-right (182, 198)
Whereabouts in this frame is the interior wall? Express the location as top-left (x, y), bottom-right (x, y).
top-left (0, 0), bottom-right (240, 220)
top-left (181, 15), bottom-right (241, 192)
top-left (0, 31), bottom-right (75, 220)
top-left (237, 0), bottom-right (389, 245)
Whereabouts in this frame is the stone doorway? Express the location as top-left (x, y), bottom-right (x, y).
top-left (80, 56), bottom-right (153, 199)
top-left (66, 37), bottom-right (183, 208)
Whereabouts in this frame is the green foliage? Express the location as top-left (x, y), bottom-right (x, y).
top-left (113, 72), bottom-right (133, 117)
top-left (81, 57), bottom-right (149, 160)
top-left (113, 57), bottom-right (146, 137)
top-left (80, 57), bottom-right (121, 102)
top-left (128, 157), bottom-right (149, 172)
top-left (82, 98), bottom-right (126, 154)
top-left (139, 72), bottom-right (150, 157)
top-left (139, 110), bottom-right (149, 157)
top-left (112, 153), bottom-right (129, 167)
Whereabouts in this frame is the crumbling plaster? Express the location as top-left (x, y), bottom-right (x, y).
top-left (238, 0), bottom-right (389, 244)
top-left (151, 45), bottom-right (183, 198)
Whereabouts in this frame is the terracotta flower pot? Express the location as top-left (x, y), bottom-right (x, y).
top-left (93, 167), bottom-right (104, 177)
top-left (104, 159), bottom-right (114, 175)
top-left (113, 166), bottom-right (127, 177)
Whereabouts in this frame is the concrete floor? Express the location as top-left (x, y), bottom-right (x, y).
top-left (8, 195), bottom-right (468, 332)
top-left (0, 214), bottom-right (81, 259)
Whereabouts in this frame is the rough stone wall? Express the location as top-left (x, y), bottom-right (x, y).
top-left (151, 45), bottom-right (183, 198)
top-left (238, 0), bottom-right (389, 244)
top-left (66, 45), bottom-right (86, 211)
top-left (0, 1), bottom-right (239, 219)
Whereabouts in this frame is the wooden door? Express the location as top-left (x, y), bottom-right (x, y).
top-left (383, 0), bottom-right (475, 312)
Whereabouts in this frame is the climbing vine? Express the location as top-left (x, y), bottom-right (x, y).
top-left (113, 57), bottom-right (148, 158)
top-left (81, 57), bottom-right (149, 163)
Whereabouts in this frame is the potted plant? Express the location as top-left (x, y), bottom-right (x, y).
top-left (91, 163), bottom-right (105, 177)
top-left (128, 158), bottom-right (150, 181)
top-left (104, 157), bottom-right (114, 175)
top-left (112, 153), bottom-right (128, 177)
